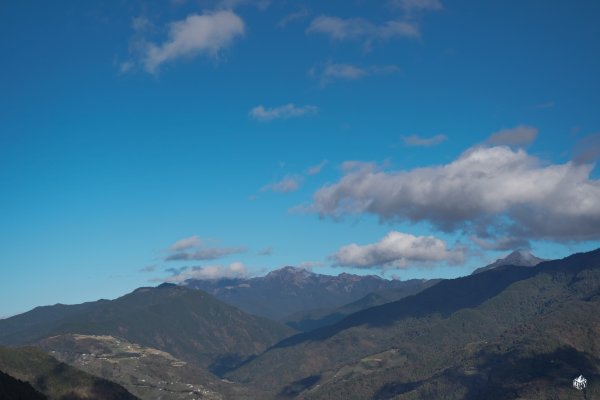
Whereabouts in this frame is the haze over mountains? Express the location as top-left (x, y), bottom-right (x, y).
top-left (1, 249), bottom-right (599, 399)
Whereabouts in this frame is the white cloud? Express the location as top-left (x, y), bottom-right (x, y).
top-left (249, 104), bottom-right (318, 121)
top-left (307, 15), bottom-right (420, 42)
top-left (487, 125), bottom-right (538, 148)
top-left (139, 265), bottom-right (157, 273)
top-left (169, 235), bottom-right (202, 252)
top-left (332, 231), bottom-right (464, 269)
top-left (307, 160), bottom-right (328, 175)
top-left (402, 134), bottom-right (447, 147)
top-left (163, 262), bottom-right (248, 282)
top-left (139, 11), bottom-right (245, 73)
top-left (262, 175), bottom-right (302, 193)
top-left (311, 143), bottom-right (600, 242)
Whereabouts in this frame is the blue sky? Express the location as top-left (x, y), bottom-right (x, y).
top-left (1, 0), bottom-right (600, 317)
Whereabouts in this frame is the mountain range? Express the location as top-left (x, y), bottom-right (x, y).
top-left (0, 283), bottom-right (293, 372)
top-left (1, 249), bottom-right (598, 399)
top-left (184, 266), bottom-right (423, 321)
top-left (227, 249), bottom-right (600, 399)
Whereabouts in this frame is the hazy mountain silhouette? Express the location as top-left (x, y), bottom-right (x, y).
top-left (185, 266), bottom-right (424, 320)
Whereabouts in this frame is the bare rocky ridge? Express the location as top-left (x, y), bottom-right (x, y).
top-left (471, 250), bottom-right (546, 274)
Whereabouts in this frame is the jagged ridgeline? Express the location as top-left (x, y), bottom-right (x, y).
top-left (1, 249), bottom-right (599, 399)
top-left (226, 249), bottom-right (600, 399)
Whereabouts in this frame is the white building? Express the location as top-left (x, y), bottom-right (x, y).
top-left (573, 375), bottom-right (587, 391)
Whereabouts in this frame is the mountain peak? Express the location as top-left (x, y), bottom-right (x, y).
top-left (472, 249), bottom-right (546, 274)
top-left (266, 266), bottom-right (315, 279)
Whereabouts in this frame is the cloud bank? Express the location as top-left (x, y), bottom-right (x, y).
top-left (332, 231), bottom-right (465, 269)
top-left (312, 142), bottom-right (600, 243)
top-left (162, 262), bottom-right (248, 282)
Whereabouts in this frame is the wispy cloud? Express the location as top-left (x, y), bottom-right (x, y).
top-left (166, 247), bottom-right (246, 261)
top-left (262, 175), bottom-right (302, 193)
top-left (487, 125), bottom-right (538, 148)
top-left (573, 132), bottom-right (600, 164)
top-left (258, 161), bottom-right (327, 197)
top-left (332, 231), bottom-right (465, 269)
top-left (311, 62), bottom-right (399, 86)
top-left (402, 133), bottom-right (447, 147)
top-left (122, 11), bottom-right (245, 74)
top-left (298, 261), bottom-right (323, 270)
top-left (139, 265), bottom-right (157, 273)
top-left (470, 236), bottom-right (531, 251)
top-left (278, 7), bottom-right (310, 28)
top-left (249, 104), bottom-right (318, 121)
top-left (257, 247), bottom-right (273, 256)
top-left (307, 160), bottom-right (328, 175)
top-left (169, 235), bottom-right (202, 252)
top-left (166, 235), bottom-right (246, 261)
top-left (307, 15), bottom-right (420, 43)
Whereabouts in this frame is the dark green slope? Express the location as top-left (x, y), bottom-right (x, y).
top-left (284, 280), bottom-right (441, 332)
top-left (0, 370), bottom-right (47, 400)
top-left (0, 284), bottom-right (294, 369)
top-left (0, 346), bottom-right (137, 400)
top-left (227, 249), bottom-right (600, 399)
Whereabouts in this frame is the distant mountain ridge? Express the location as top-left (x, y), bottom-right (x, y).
top-left (184, 266), bottom-right (432, 321)
top-left (227, 248), bottom-right (600, 399)
top-left (471, 249), bottom-right (546, 274)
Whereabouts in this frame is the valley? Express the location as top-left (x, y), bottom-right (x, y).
top-left (1, 250), bottom-right (599, 399)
